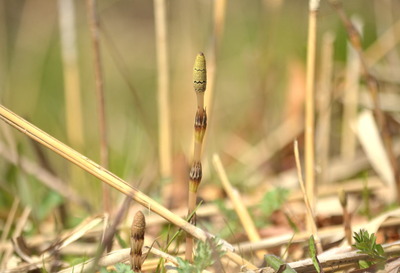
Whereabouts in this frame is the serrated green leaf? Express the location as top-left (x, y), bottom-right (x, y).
top-left (353, 229), bottom-right (387, 265)
top-left (194, 240), bottom-right (213, 270)
top-left (176, 257), bottom-right (195, 273)
top-left (376, 244), bottom-right (384, 256)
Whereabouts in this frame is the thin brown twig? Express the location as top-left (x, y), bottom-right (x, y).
top-left (86, 0), bottom-right (111, 213)
top-left (330, 0), bottom-right (400, 202)
top-left (339, 189), bottom-right (352, 246)
top-left (90, 197), bottom-right (131, 272)
top-left (294, 140), bottom-right (322, 254)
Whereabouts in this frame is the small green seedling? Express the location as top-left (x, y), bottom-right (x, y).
top-left (176, 237), bottom-right (225, 273)
top-left (353, 229), bottom-right (386, 269)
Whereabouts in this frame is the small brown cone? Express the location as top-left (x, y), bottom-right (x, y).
top-left (130, 211), bottom-right (146, 272)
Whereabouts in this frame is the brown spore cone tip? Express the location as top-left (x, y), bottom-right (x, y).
top-left (130, 210), bottom-right (146, 272)
top-left (131, 211), bottom-right (146, 240)
top-left (193, 52), bottom-right (207, 93)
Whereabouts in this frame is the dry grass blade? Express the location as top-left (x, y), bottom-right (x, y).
top-left (293, 140), bottom-right (321, 254)
top-left (0, 198), bottom-right (19, 245)
top-left (213, 154), bottom-right (264, 258)
top-left (58, 215), bottom-right (104, 250)
top-left (364, 18), bottom-right (400, 67)
top-left (3, 207), bottom-right (32, 268)
top-left (57, 248), bottom-right (131, 273)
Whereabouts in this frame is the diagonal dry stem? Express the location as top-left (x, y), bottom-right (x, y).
top-left (0, 104), bottom-right (256, 270)
top-left (294, 140), bottom-right (322, 254)
top-left (213, 154), bottom-right (265, 259)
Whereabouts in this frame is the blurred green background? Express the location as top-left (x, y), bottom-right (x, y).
top-left (0, 0), bottom-right (382, 221)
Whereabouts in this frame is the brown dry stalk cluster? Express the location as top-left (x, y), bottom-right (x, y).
top-left (186, 53), bottom-right (207, 261)
top-left (130, 211), bottom-right (146, 272)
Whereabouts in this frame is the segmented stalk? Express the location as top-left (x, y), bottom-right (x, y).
top-left (130, 211), bottom-right (146, 272)
top-left (186, 53), bottom-right (207, 262)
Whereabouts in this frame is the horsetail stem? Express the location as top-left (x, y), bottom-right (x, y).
top-left (130, 211), bottom-right (146, 272)
top-left (186, 52), bottom-right (207, 262)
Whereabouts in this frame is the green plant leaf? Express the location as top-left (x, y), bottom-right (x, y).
top-left (115, 232), bottom-right (128, 249)
top-left (353, 229), bottom-right (387, 266)
top-left (260, 187), bottom-right (289, 217)
top-left (264, 255), bottom-right (296, 273)
top-left (359, 260), bottom-right (371, 269)
top-left (176, 257), bottom-right (196, 273)
top-left (115, 263), bottom-right (134, 273)
top-left (194, 240), bottom-right (213, 270)
top-left (100, 268), bottom-right (110, 273)
top-left (308, 235), bottom-right (322, 273)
